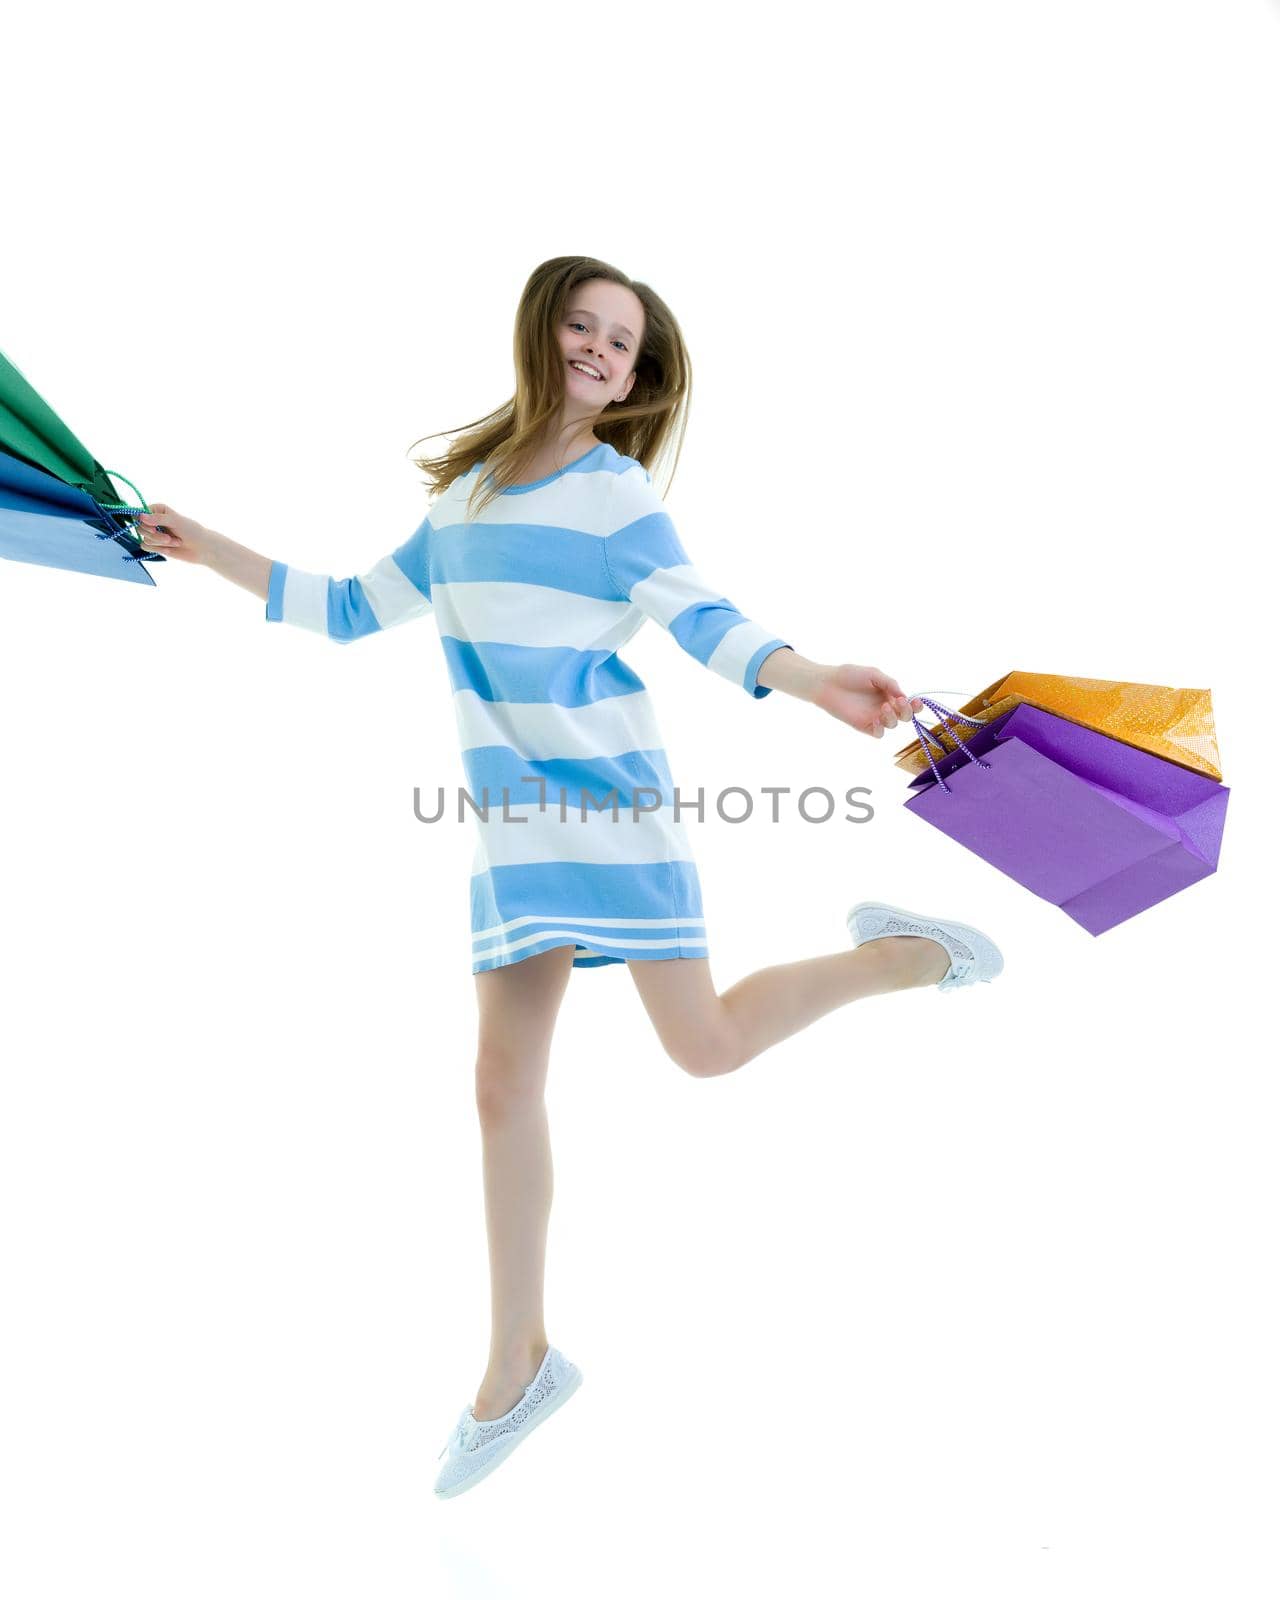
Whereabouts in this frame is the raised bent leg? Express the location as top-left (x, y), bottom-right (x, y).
top-left (626, 936), bottom-right (949, 1077)
top-left (470, 941), bottom-right (577, 1418)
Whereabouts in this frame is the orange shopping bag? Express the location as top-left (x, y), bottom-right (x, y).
top-left (893, 672), bottom-right (1222, 781)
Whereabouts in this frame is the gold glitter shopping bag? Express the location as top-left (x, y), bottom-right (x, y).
top-left (892, 672), bottom-right (1222, 781)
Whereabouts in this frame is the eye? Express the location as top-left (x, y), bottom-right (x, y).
top-left (568, 321), bottom-right (628, 353)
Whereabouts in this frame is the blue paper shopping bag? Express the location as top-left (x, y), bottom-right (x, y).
top-left (0, 343), bottom-right (160, 583)
top-left (0, 450), bottom-right (157, 584)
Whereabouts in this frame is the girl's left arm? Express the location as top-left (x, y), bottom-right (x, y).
top-left (756, 645), bottom-right (823, 699)
top-left (757, 651), bottom-right (924, 738)
top-left (601, 470), bottom-right (921, 735)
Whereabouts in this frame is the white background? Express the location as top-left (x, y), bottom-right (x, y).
top-left (2, 2), bottom-right (1277, 1595)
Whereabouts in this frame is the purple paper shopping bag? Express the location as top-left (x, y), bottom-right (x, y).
top-left (903, 701), bottom-right (1229, 934)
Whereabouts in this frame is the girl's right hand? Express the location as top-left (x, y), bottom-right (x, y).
top-left (812, 663), bottom-right (923, 738)
top-left (135, 503), bottom-right (217, 565)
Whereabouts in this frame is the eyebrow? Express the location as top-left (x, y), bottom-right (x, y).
top-left (567, 307), bottom-right (637, 344)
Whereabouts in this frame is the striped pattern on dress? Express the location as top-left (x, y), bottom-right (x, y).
top-left (265, 441), bottom-right (791, 972)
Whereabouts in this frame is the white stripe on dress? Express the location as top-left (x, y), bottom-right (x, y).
top-left (449, 685), bottom-right (672, 762)
top-left (432, 579), bottom-right (642, 652)
top-left (281, 567), bottom-right (331, 634)
top-left (360, 551), bottom-right (434, 628)
top-left (467, 802), bottom-right (696, 872)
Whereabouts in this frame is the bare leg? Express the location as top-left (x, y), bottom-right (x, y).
top-left (627, 935), bottom-right (951, 1077)
top-left (470, 942), bottom-right (577, 1420)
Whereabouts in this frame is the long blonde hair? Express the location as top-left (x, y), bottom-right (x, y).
top-left (407, 255), bottom-right (692, 523)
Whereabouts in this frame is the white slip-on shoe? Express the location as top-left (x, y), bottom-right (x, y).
top-left (847, 901), bottom-right (1004, 991)
top-left (433, 1344), bottom-right (583, 1499)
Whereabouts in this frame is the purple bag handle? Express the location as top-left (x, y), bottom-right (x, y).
top-left (905, 692), bottom-right (992, 796)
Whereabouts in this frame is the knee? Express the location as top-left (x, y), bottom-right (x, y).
top-left (474, 1047), bottom-right (549, 1122)
top-left (665, 1024), bottom-right (745, 1080)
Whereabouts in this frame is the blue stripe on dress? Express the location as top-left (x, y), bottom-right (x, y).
top-left (744, 637), bottom-right (788, 698)
top-left (439, 637), bottom-right (645, 705)
top-left (429, 522), bottom-right (619, 598)
top-left (668, 595), bottom-right (751, 668)
top-left (460, 745), bottom-right (675, 810)
top-left (266, 559), bottom-right (287, 621)
top-left (602, 508), bottom-right (687, 584)
top-left (390, 521), bottom-right (432, 597)
top-left (326, 573), bottom-right (385, 641)
top-left (470, 858), bottom-right (706, 970)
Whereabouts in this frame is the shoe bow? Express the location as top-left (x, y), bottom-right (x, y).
top-left (438, 1406), bottom-right (475, 1460)
top-left (436, 1366), bottom-right (544, 1460)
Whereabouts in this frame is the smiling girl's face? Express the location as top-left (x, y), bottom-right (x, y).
top-left (556, 278), bottom-right (645, 427)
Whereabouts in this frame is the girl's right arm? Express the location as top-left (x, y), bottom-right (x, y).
top-left (138, 503), bottom-right (436, 642)
top-left (139, 505), bottom-right (270, 598)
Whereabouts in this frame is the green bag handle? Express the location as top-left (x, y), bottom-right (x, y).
top-left (90, 469), bottom-right (165, 564)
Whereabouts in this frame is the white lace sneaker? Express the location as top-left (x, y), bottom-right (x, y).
top-left (433, 1344), bottom-right (583, 1499)
top-left (847, 901), bottom-right (1004, 991)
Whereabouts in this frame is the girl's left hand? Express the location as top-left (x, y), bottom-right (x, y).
top-left (813, 663), bottom-right (924, 739)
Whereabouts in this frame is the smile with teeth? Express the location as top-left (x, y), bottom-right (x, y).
top-left (569, 360), bottom-right (604, 381)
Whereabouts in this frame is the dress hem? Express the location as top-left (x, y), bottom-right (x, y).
top-left (472, 935), bottom-right (708, 974)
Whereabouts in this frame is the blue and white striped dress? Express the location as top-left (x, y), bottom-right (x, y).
top-left (266, 439), bottom-right (792, 972)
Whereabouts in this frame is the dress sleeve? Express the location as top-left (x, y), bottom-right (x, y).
top-left (265, 511), bottom-right (434, 642)
top-left (601, 465), bottom-right (792, 698)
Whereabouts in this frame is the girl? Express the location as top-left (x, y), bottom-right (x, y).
top-left (135, 255), bottom-right (1003, 1499)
